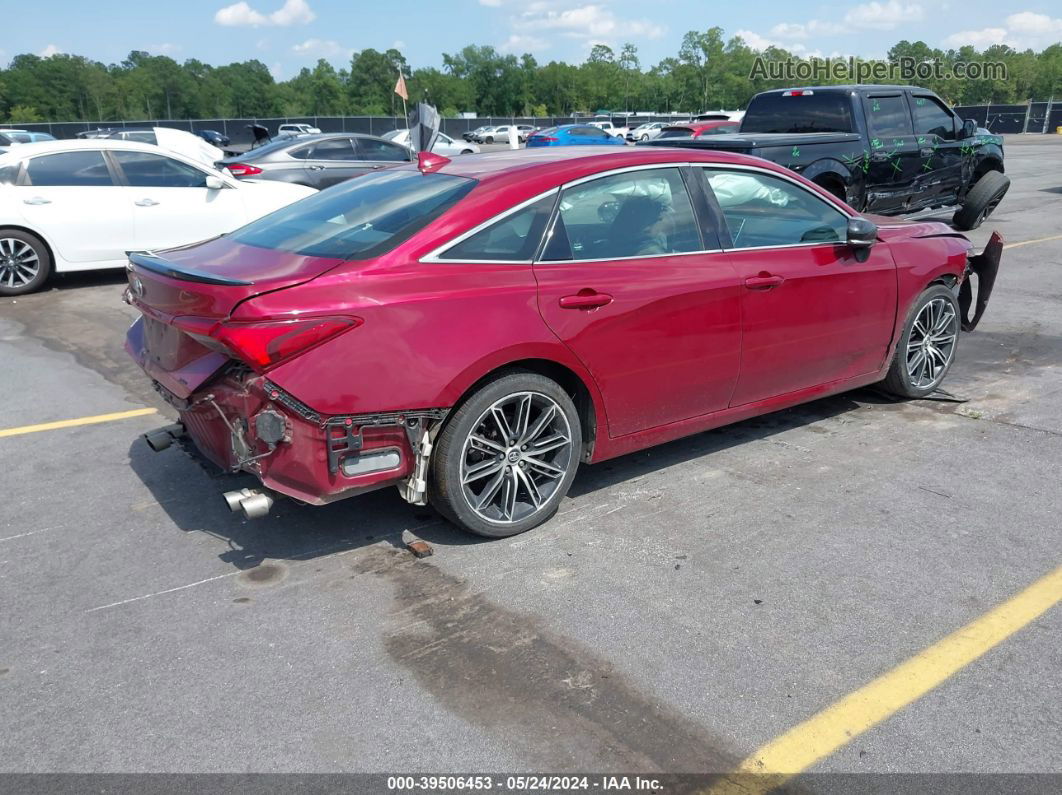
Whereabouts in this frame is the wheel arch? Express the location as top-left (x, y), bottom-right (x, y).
top-left (444, 354), bottom-right (604, 461)
top-left (973, 153), bottom-right (1004, 180)
top-left (0, 223), bottom-right (58, 268)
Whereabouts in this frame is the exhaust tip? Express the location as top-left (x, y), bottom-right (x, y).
top-left (240, 492), bottom-right (274, 520)
top-left (144, 430), bottom-right (172, 452)
top-left (223, 489), bottom-right (252, 512)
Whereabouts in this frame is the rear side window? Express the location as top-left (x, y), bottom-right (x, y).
top-left (25, 151), bottom-right (114, 186)
top-left (437, 193), bottom-right (555, 262)
top-left (865, 95), bottom-right (913, 137)
top-left (545, 167), bottom-right (701, 261)
top-left (741, 93), bottom-right (854, 134)
top-left (569, 126), bottom-right (606, 137)
top-left (229, 169), bottom-right (475, 260)
top-left (912, 96), bottom-right (956, 140)
top-left (113, 151), bottom-right (209, 188)
top-left (357, 138), bottom-right (412, 162)
top-left (308, 138), bottom-right (356, 160)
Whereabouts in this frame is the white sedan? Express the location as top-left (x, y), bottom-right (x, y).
top-left (0, 140), bottom-right (316, 295)
top-left (382, 128), bottom-right (480, 156)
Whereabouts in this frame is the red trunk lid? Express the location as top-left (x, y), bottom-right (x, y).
top-left (125, 238), bottom-right (345, 399)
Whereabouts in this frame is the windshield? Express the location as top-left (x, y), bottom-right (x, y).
top-left (229, 169), bottom-right (477, 260)
top-left (741, 93), bottom-right (854, 134)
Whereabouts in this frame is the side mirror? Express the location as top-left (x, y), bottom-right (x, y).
top-left (960, 119), bottom-right (977, 139)
top-left (205, 175), bottom-right (226, 190)
top-left (847, 217), bottom-right (877, 262)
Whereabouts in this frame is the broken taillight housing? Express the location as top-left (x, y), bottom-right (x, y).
top-left (185, 316), bottom-right (361, 371)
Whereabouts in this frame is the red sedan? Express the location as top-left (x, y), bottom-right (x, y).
top-left (655, 120), bottom-right (741, 140)
top-left (126, 146), bottom-right (1001, 537)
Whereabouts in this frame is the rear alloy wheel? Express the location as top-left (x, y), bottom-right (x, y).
top-left (485, 136), bottom-right (494, 144)
top-left (640, 134), bottom-right (649, 141)
top-left (430, 372), bottom-right (581, 537)
top-left (881, 285), bottom-right (960, 398)
top-left (0, 229), bottom-right (51, 296)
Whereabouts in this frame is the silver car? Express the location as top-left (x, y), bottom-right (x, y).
top-left (626, 122), bottom-right (667, 142)
top-left (218, 133), bottom-right (412, 190)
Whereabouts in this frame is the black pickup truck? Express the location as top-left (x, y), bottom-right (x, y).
top-left (643, 85), bottom-right (1008, 230)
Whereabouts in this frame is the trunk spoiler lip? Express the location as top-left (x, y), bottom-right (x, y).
top-left (128, 251), bottom-right (254, 287)
top-left (959, 230), bottom-right (1003, 332)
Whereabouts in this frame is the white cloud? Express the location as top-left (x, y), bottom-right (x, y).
top-left (292, 38), bottom-right (352, 58)
top-left (214, 0), bottom-right (315, 27)
top-left (479, 0), bottom-right (504, 5)
top-left (269, 61), bottom-right (283, 79)
top-left (943, 11), bottom-right (1062, 50)
top-left (942, 27), bottom-right (1009, 49)
top-left (147, 43), bottom-right (182, 55)
top-left (843, 1), bottom-right (924, 30)
top-left (392, 40), bottom-right (406, 51)
top-left (768, 21), bottom-right (845, 39)
top-left (735, 30), bottom-right (829, 57)
top-left (38, 44), bottom-right (62, 57)
top-left (500, 33), bottom-right (550, 53)
top-left (515, 3), bottom-right (665, 44)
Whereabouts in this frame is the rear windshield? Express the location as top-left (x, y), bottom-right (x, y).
top-left (531, 127), bottom-right (558, 137)
top-left (229, 169), bottom-right (477, 260)
top-left (741, 93), bottom-right (854, 134)
top-left (657, 127), bottom-right (693, 139)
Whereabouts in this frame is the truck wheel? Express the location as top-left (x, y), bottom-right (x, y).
top-left (953, 171), bottom-right (1009, 231)
top-left (429, 372), bottom-right (581, 538)
top-left (880, 285), bottom-right (960, 398)
top-left (0, 229), bottom-right (52, 296)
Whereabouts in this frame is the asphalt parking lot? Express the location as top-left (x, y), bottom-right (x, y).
top-left (1, 135), bottom-right (1060, 789)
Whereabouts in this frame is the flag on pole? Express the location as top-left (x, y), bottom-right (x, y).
top-left (394, 72), bottom-right (409, 101)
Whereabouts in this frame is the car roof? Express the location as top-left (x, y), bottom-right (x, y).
top-left (0, 138), bottom-right (179, 162)
top-left (755, 84), bottom-right (916, 95)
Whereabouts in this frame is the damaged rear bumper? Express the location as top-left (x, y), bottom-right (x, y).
top-left (149, 370), bottom-right (446, 508)
top-left (959, 231), bottom-right (1003, 332)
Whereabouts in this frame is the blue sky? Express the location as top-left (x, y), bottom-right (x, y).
top-left (7, 0), bottom-right (1062, 78)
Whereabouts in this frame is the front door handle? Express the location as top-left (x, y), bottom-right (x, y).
top-left (559, 291), bottom-right (613, 310)
top-left (307, 164), bottom-right (325, 171)
top-left (134, 198), bottom-right (160, 207)
top-left (919, 147), bottom-right (934, 157)
top-left (23, 197), bottom-right (51, 205)
top-left (744, 274), bottom-right (785, 290)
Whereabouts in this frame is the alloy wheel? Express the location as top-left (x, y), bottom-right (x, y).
top-left (0, 238), bottom-right (40, 289)
top-left (460, 391), bottom-right (573, 525)
top-left (906, 297), bottom-right (958, 389)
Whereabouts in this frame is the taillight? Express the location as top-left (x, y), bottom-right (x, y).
top-left (226, 162), bottom-right (262, 177)
top-left (532, 136), bottom-right (557, 143)
top-left (198, 316), bottom-right (360, 371)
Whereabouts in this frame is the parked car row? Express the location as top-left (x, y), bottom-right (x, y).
top-left (0, 140), bottom-right (315, 295)
top-left (463, 125), bottom-right (536, 144)
top-left (526, 125), bottom-right (626, 147)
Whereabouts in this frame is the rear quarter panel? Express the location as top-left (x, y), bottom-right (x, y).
top-left (244, 257), bottom-right (607, 424)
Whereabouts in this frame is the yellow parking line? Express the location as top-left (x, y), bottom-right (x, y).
top-left (1004, 233), bottom-right (1062, 250)
top-left (0, 408), bottom-right (158, 438)
top-left (710, 564), bottom-right (1062, 794)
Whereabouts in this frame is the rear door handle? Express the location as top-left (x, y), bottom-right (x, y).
top-left (920, 147), bottom-right (934, 156)
top-left (23, 197), bottom-right (51, 205)
top-left (744, 274), bottom-right (785, 290)
top-left (134, 198), bottom-right (160, 207)
top-left (559, 291), bottom-right (613, 309)
top-left (307, 164), bottom-right (325, 171)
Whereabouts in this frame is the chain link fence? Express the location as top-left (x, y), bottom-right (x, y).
top-left (8, 102), bottom-right (1060, 141)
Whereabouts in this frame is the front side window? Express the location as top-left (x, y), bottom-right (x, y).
top-left (25, 151), bottom-right (114, 186)
top-left (113, 151), bottom-right (209, 188)
top-left (704, 168), bottom-right (847, 249)
top-left (437, 194), bottom-right (555, 262)
top-left (912, 96), bottom-right (956, 140)
top-left (545, 167), bottom-right (701, 261)
top-left (229, 169), bottom-right (475, 260)
top-left (866, 95), bottom-right (913, 137)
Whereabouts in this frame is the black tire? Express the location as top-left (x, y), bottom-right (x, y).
top-left (429, 371), bottom-right (582, 538)
top-left (880, 285), bottom-right (961, 398)
top-left (0, 228), bottom-right (52, 296)
top-left (953, 171), bottom-right (1009, 231)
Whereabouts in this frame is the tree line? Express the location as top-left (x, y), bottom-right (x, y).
top-left (2, 28), bottom-right (1060, 123)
